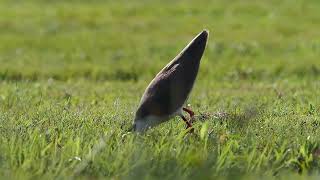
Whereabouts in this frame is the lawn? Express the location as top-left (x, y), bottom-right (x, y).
top-left (0, 0), bottom-right (320, 179)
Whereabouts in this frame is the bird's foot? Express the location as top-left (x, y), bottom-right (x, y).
top-left (183, 107), bottom-right (194, 117)
top-left (183, 107), bottom-right (195, 123)
top-left (181, 114), bottom-right (194, 133)
top-left (185, 126), bottom-right (194, 133)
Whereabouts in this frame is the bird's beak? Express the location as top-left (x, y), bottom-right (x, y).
top-left (127, 123), bottom-right (136, 132)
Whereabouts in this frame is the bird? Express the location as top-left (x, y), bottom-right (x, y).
top-left (132, 30), bottom-right (209, 132)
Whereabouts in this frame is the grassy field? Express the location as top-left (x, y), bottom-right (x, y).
top-left (0, 0), bottom-right (320, 179)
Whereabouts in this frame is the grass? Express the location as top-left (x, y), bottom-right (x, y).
top-left (0, 0), bottom-right (320, 179)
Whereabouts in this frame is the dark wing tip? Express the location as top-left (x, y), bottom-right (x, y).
top-left (197, 29), bottom-right (209, 43)
top-left (202, 29), bottom-right (209, 35)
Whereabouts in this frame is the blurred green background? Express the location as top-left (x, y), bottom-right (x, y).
top-left (1, 0), bottom-right (319, 82)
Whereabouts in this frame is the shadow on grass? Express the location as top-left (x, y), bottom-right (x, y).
top-left (195, 104), bottom-right (263, 129)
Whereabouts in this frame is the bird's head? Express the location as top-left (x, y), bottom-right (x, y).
top-left (130, 115), bottom-right (163, 132)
